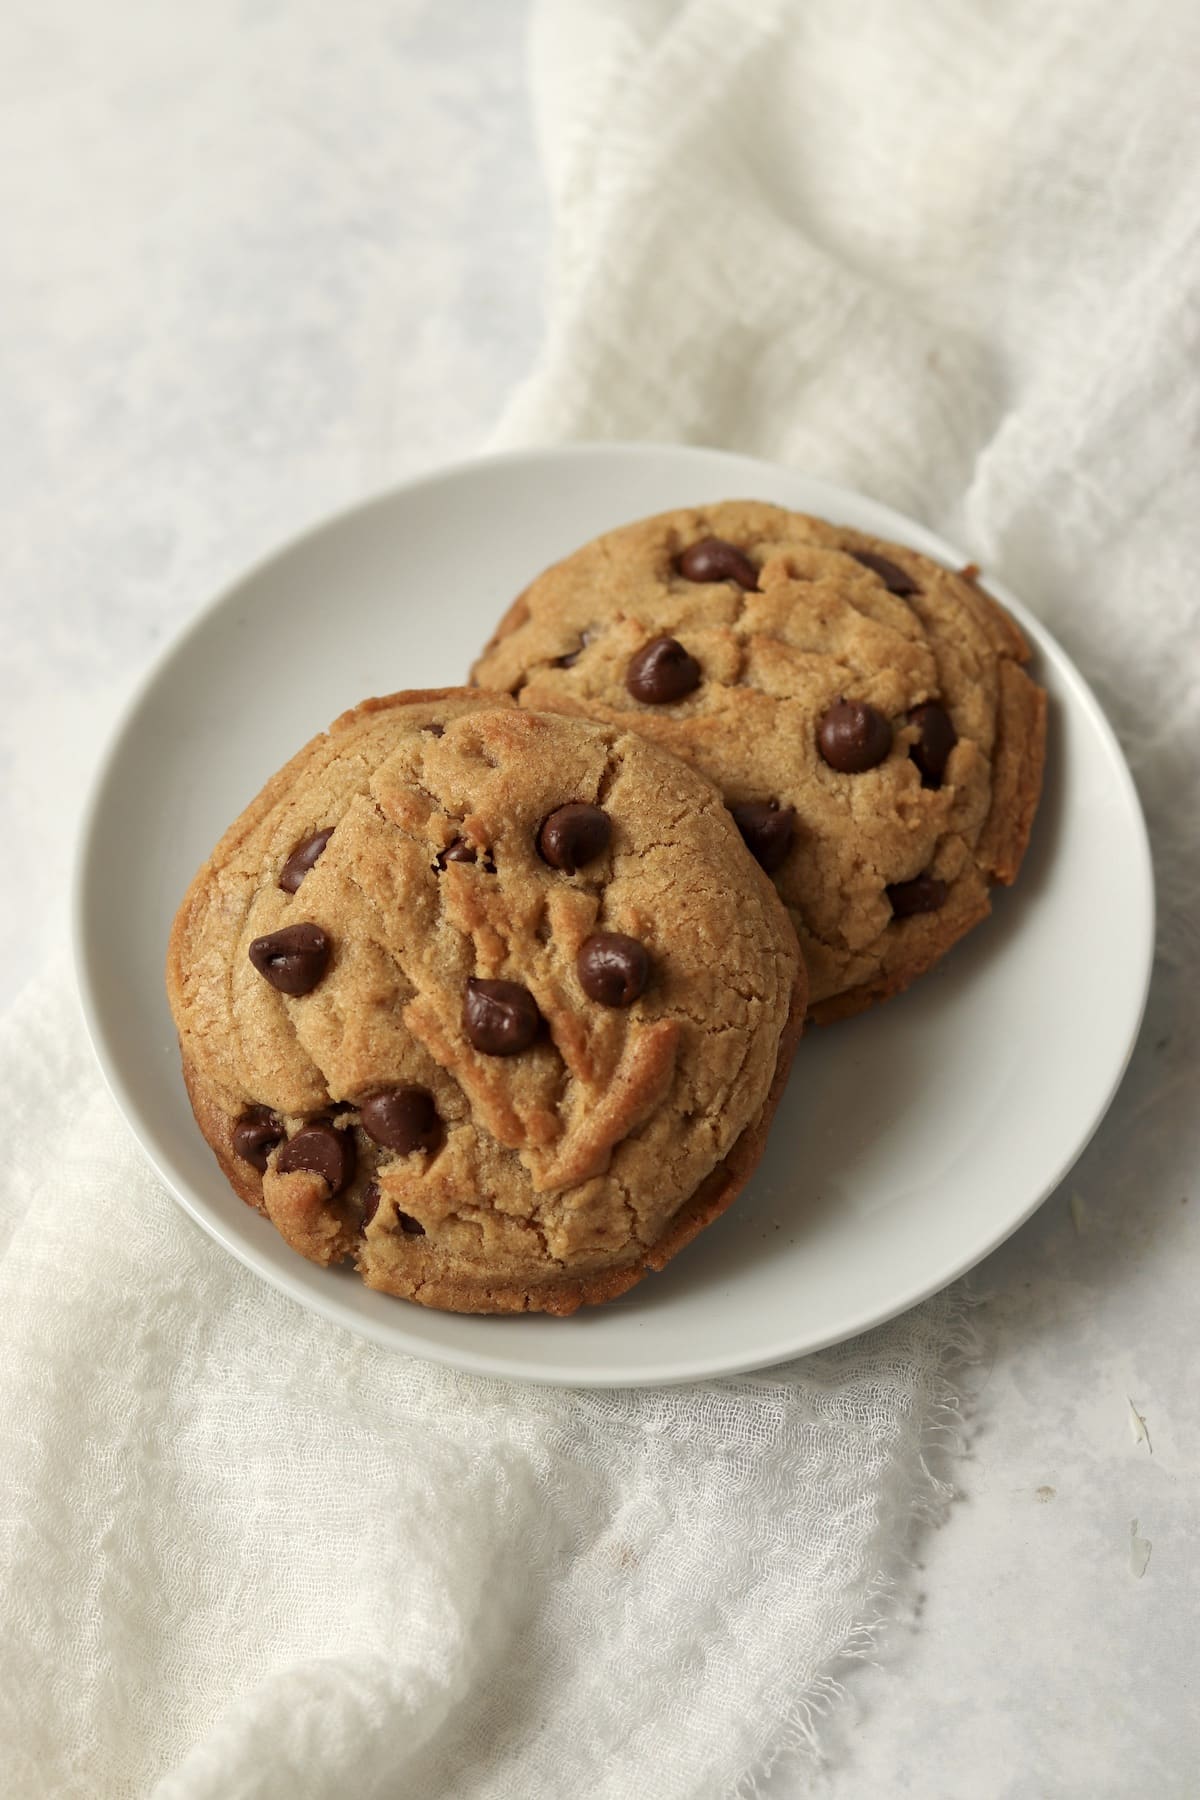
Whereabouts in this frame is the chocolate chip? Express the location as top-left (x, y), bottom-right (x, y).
top-left (537, 802), bottom-right (612, 873)
top-left (677, 537), bottom-right (758, 591)
top-left (279, 828), bottom-right (334, 894)
top-left (424, 722), bottom-right (445, 737)
top-left (626, 635), bottom-right (701, 705)
top-left (464, 977), bottom-right (541, 1054)
top-left (434, 837), bottom-right (494, 873)
top-left (730, 801), bottom-right (796, 874)
top-left (360, 1087), bottom-right (440, 1154)
top-left (556, 630), bottom-right (592, 668)
top-left (232, 1106), bottom-right (284, 1172)
top-left (887, 875), bottom-right (948, 918)
top-left (849, 549), bottom-right (919, 595)
top-left (247, 922), bottom-right (331, 995)
top-left (909, 704), bottom-right (957, 787)
top-left (577, 932), bottom-right (650, 1007)
top-left (817, 699), bottom-right (893, 773)
top-left (438, 838), bottom-right (476, 868)
top-left (276, 1123), bottom-right (355, 1194)
top-left (396, 1210), bottom-right (426, 1237)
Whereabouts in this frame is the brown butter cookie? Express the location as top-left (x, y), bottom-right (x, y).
top-left (471, 502), bottom-right (1047, 1021)
top-left (167, 689), bottom-right (804, 1314)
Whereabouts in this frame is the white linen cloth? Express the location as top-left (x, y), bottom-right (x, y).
top-left (3, 0), bottom-right (1197, 1795)
top-left (0, 967), bottom-right (973, 1800)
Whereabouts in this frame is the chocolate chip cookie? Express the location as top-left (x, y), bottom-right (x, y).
top-left (166, 690), bottom-right (803, 1314)
top-left (472, 503), bottom-right (1047, 1022)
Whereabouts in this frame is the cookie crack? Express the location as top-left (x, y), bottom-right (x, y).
top-left (608, 1174), bottom-right (647, 1252)
top-left (595, 740), bottom-right (622, 808)
top-left (524, 1209), bottom-right (568, 1270)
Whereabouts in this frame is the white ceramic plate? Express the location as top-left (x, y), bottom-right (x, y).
top-left (74, 444), bottom-right (1154, 1387)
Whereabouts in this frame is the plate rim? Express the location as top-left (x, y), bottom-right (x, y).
top-left (71, 441), bottom-right (1156, 1386)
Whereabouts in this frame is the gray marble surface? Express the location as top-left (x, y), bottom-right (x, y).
top-left (1, 0), bottom-right (546, 1008)
top-left (2, 4), bottom-right (1194, 1796)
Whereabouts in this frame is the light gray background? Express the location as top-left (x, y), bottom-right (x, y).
top-left (2, 3), bottom-right (1193, 1795)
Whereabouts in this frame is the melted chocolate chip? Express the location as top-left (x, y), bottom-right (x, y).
top-left (537, 802), bottom-right (612, 873)
top-left (677, 537), bottom-right (758, 591)
top-left (247, 922), bottom-right (331, 995)
top-left (556, 630), bottom-right (592, 668)
top-left (232, 1106), bottom-right (284, 1172)
top-left (909, 704), bottom-right (957, 787)
top-left (396, 1210), bottom-right (426, 1237)
top-left (626, 635), bottom-right (702, 705)
top-left (464, 977), bottom-right (541, 1054)
top-left (424, 721), bottom-right (445, 737)
top-left (730, 800), bottom-right (796, 874)
top-left (279, 828), bottom-right (334, 894)
top-left (817, 699), bottom-right (893, 773)
top-left (437, 838), bottom-right (476, 868)
top-left (435, 838), bottom-right (494, 873)
top-left (849, 549), bottom-right (919, 595)
top-left (577, 932), bottom-right (650, 1007)
top-left (887, 875), bottom-right (948, 918)
top-left (361, 1181), bottom-right (381, 1227)
top-left (360, 1087), bottom-right (440, 1154)
top-left (276, 1124), bottom-right (355, 1194)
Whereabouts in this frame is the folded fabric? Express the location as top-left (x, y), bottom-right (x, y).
top-left (7, 0), bottom-right (1198, 1792)
top-left (0, 964), bottom-right (971, 1798)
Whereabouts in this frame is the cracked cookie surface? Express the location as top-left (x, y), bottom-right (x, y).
top-left (166, 689), bottom-right (804, 1314)
top-left (472, 502), bottom-right (1047, 1022)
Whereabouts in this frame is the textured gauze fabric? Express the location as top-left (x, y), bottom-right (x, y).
top-left (5, 0), bottom-right (1199, 1795)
